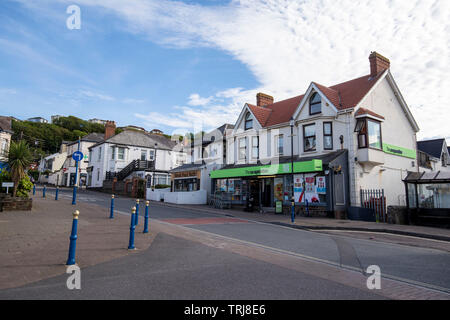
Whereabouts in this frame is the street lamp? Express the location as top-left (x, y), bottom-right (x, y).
top-left (289, 117), bottom-right (295, 223)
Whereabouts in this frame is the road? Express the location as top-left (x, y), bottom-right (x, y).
top-left (3, 186), bottom-right (449, 300)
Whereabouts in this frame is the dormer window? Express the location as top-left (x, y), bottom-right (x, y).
top-left (244, 112), bottom-right (253, 130)
top-left (309, 93), bottom-right (321, 115)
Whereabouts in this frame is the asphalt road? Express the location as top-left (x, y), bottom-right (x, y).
top-left (18, 186), bottom-right (450, 299)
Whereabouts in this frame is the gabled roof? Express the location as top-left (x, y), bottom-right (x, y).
top-left (417, 139), bottom-right (446, 159)
top-left (245, 72), bottom-right (385, 128)
top-left (68, 132), bottom-right (105, 146)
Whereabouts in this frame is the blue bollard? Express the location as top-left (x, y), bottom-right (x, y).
top-left (143, 201), bottom-right (149, 233)
top-left (66, 210), bottom-right (80, 265)
top-left (55, 187), bottom-right (59, 201)
top-left (134, 199), bottom-right (140, 226)
top-left (110, 194), bottom-right (115, 219)
top-left (33, 184), bottom-right (36, 195)
top-left (128, 207), bottom-right (136, 250)
top-left (291, 199), bottom-right (295, 223)
top-left (43, 186), bottom-right (46, 198)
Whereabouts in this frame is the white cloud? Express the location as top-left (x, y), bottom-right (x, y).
top-left (187, 93), bottom-right (213, 106)
top-left (31, 0), bottom-right (450, 140)
top-left (79, 90), bottom-right (115, 101)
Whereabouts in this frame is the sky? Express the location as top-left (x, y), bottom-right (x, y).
top-left (0, 0), bottom-right (449, 142)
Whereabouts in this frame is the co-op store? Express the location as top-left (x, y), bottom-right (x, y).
top-left (210, 150), bottom-right (349, 215)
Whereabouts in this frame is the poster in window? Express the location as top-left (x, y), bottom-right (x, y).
top-left (293, 174), bottom-right (304, 202)
top-left (316, 176), bottom-right (326, 194)
top-left (305, 175), bottom-right (320, 203)
top-left (274, 177), bottom-right (284, 201)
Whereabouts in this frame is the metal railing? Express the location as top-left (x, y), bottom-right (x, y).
top-left (360, 188), bottom-right (387, 222)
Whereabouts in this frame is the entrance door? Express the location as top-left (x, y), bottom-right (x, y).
top-left (249, 179), bottom-right (260, 206)
top-left (262, 178), bottom-right (273, 207)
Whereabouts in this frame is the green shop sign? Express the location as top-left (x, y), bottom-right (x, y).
top-left (383, 143), bottom-right (416, 159)
top-left (210, 159), bottom-right (322, 179)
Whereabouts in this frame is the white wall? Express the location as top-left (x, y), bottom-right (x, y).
top-left (163, 190), bottom-right (207, 205)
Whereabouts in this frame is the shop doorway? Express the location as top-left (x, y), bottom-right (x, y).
top-left (261, 178), bottom-right (273, 207)
top-left (249, 179), bottom-right (261, 207)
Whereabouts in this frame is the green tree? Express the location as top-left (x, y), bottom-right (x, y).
top-left (8, 140), bottom-right (32, 197)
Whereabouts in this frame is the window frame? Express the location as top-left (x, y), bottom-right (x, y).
top-left (238, 137), bottom-right (246, 161)
top-left (141, 149), bottom-right (147, 161)
top-left (303, 124), bottom-right (316, 152)
top-left (275, 134), bottom-right (284, 156)
top-left (309, 93), bottom-right (322, 115)
top-left (323, 122), bottom-right (333, 150)
top-left (251, 136), bottom-right (259, 159)
top-left (117, 147), bottom-right (125, 160)
top-left (244, 112), bottom-right (253, 130)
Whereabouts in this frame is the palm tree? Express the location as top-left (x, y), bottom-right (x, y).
top-left (8, 140), bottom-right (32, 197)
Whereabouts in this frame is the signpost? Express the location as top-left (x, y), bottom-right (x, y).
top-left (72, 140), bottom-right (82, 205)
top-left (2, 182), bottom-right (14, 194)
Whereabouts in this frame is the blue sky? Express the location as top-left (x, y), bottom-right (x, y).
top-left (0, 0), bottom-right (449, 141)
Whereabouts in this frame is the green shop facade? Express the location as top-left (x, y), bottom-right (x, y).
top-left (210, 150), bottom-right (349, 215)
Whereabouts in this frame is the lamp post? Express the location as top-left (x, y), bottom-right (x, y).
top-left (289, 117), bottom-right (295, 222)
top-left (72, 137), bottom-right (81, 205)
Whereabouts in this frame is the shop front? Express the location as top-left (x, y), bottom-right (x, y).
top-left (171, 167), bottom-right (202, 192)
top-left (211, 150), bottom-right (349, 215)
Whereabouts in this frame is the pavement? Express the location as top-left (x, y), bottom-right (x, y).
top-left (1, 187), bottom-right (449, 300)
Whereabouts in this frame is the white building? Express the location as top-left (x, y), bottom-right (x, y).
top-left (60, 133), bottom-right (104, 187)
top-left (417, 139), bottom-right (450, 172)
top-left (87, 122), bottom-right (186, 188)
top-left (37, 142), bottom-right (69, 185)
top-left (211, 52), bottom-right (420, 215)
top-left (0, 116), bottom-right (13, 165)
top-left (170, 124), bottom-right (234, 196)
top-left (27, 117), bottom-right (48, 124)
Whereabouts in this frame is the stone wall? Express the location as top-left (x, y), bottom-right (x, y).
top-left (387, 206), bottom-right (408, 225)
top-left (0, 196), bottom-right (33, 211)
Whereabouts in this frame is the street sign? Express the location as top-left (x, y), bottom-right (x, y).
top-left (72, 151), bottom-right (84, 162)
top-left (2, 182), bottom-right (14, 194)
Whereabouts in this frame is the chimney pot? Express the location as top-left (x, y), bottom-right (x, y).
top-left (369, 52), bottom-right (390, 78)
top-left (256, 92), bottom-right (274, 107)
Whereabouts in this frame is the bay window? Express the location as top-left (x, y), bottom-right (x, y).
top-left (355, 118), bottom-right (382, 149)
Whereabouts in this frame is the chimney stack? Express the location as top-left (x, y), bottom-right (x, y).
top-left (369, 52), bottom-right (390, 78)
top-left (104, 121), bottom-right (116, 140)
top-left (256, 92), bottom-right (274, 107)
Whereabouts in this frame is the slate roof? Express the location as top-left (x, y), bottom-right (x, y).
top-left (169, 162), bottom-right (205, 173)
top-left (354, 107), bottom-right (385, 120)
top-left (89, 129), bottom-right (177, 150)
top-left (68, 132), bottom-right (105, 146)
top-left (417, 139), bottom-right (446, 159)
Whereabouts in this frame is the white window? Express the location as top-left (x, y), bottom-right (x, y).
top-left (117, 147), bottom-right (125, 160)
top-left (252, 136), bottom-right (259, 159)
top-left (97, 168), bottom-right (100, 181)
top-left (141, 149), bottom-right (147, 161)
top-left (111, 147), bottom-right (115, 160)
top-left (239, 137), bottom-right (246, 161)
top-left (97, 147), bottom-right (102, 161)
top-left (275, 135), bottom-right (284, 155)
top-left (149, 149), bottom-right (155, 161)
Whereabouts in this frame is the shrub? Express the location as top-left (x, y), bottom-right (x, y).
top-left (16, 176), bottom-right (33, 198)
top-left (155, 184), bottom-right (171, 189)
